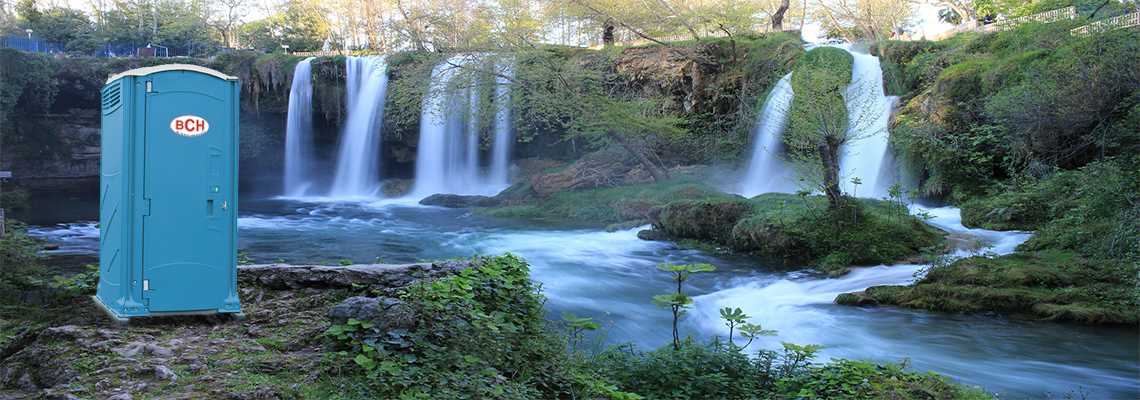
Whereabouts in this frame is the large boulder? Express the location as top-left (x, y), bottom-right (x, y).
top-left (419, 194), bottom-right (501, 208)
top-left (530, 161), bottom-right (653, 196)
top-left (327, 296), bottom-right (417, 332)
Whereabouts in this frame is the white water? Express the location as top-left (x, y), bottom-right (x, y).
top-left (488, 64), bottom-right (514, 188)
top-left (740, 73), bottom-right (797, 197)
top-left (839, 45), bottom-right (897, 198)
top-left (283, 57), bottom-right (315, 197)
top-left (29, 196), bottom-right (1140, 398)
top-left (329, 56), bottom-right (390, 198)
top-left (412, 56), bottom-right (513, 198)
top-left (739, 47), bottom-right (899, 199)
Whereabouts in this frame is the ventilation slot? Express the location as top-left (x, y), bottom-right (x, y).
top-left (102, 83), bottom-right (122, 115)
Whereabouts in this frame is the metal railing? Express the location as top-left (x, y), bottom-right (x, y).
top-left (1071, 12), bottom-right (1140, 36)
top-left (942, 6), bottom-right (1078, 37)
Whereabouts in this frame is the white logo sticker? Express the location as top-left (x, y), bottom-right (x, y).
top-left (170, 115), bottom-right (209, 137)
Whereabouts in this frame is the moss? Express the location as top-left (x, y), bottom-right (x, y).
top-left (646, 193), bottom-right (943, 270)
top-left (869, 251), bottom-right (1139, 324)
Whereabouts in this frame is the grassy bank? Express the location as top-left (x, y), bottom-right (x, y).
top-left (647, 193), bottom-right (944, 272)
top-left (862, 251), bottom-right (1139, 325)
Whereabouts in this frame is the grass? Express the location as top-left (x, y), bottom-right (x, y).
top-left (868, 251), bottom-right (1139, 324)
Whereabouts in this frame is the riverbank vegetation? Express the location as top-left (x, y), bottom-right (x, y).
top-left (0, 247), bottom-right (995, 399)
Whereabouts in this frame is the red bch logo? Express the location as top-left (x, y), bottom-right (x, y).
top-left (170, 115), bottom-right (209, 137)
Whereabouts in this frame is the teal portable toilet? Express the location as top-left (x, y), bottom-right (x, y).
top-left (94, 65), bottom-right (244, 323)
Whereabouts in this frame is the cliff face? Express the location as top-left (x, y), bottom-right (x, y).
top-left (2, 111), bottom-right (101, 192)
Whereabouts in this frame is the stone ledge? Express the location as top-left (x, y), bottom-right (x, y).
top-left (237, 259), bottom-right (478, 296)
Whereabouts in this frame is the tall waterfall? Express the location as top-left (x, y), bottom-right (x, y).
top-left (839, 47), bottom-right (897, 198)
top-left (329, 56), bottom-right (390, 198)
top-left (488, 65), bottom-right (514, 188)
top-left (740, 73), bottom-right (796, 198)
top-left (411, 56), bottom-right (514, 198)
top-left (283, 57), bottom-right (315, 197)
top-left (740, 46), bottom-right (898, 199)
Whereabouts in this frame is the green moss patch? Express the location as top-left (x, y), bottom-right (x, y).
top-left (868, 251), bottom-right (1139, 324)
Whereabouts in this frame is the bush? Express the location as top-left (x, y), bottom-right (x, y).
top-left (324, 254), bottom-right (623, 399)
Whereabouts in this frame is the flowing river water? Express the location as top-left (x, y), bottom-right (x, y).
top-left (22, 193), bottom-right (1140, 399)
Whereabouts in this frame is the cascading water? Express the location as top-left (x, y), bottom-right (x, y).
top-left (329, 56), bottom-right (390, 198)
top-left (839, 45), bottom-right (897, 198)
top-left (740, 73), bottom-right (796, 198)
top-left (412, 56), bottom-right (514, 198)
top-left (283, 57), bottom-right (315, 197)
top-left (739, 46), bottom-right (899, 199)
top-left (487, 65), bottom-right (514, 188)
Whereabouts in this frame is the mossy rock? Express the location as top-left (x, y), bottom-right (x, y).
top-left (873, 252), bottom-right (1139, 324)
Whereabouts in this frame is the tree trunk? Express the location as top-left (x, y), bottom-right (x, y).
top-left (817, 136), bottom-right (843, 210)
top-left (608, 131), bottom-right (669, 182)
top-left (772, 0), bottom-right (790, 30)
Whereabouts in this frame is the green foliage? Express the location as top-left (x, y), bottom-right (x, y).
top-left (0, 48), bottom-right (56, 133)
top-left (650, 193), bottom-right (943, 270)
top-left (1, 187), bottom-right (31, 211)
top-left (653, 262), bottom-right (715, 350)
top-left (776, 358), bottom-right (986, 399)
top-left (484, 180), bottom-right (737, 223)
top-left (870, 251), bottom-right (1139, 324)
top-left (323, 254), bottom-right (622, 399)
top-left (960, 160), bottom-right (1138, 262)
top-left (890, 23), bottom-right (1139, 200)
top-left (48, 264), bottom-right (99, 297)
top-left (0, 219), bottom-right (49, 313)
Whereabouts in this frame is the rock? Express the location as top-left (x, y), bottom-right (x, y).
top-left (17, 373), bottom-right (37, 391)
top-left (112, 342), bottom-right (147, 357)
top-left (43, 393), bottom-right (85, 400)
top-left (329, 296), bottom-right (417, 332)
top-left (530, 161), bottom-right (637, 196)
top-left (381, 179), bottom-right (412, 198)
top-left (419, 194), bottom-right (501, 208)
top-left (145, 344), bottom-right (174, 358)
top-left (238, 260), bottom-right (478, 296)
top-left (42, 243), bottom-right (61, 250)
top-left (43, 326), bottom-right (91, 340)
top-left (637, 229), bottom-right (673, 242)
top-left (107, 394), bottom-right (134, 400)
top-left (221, 389), bottom-right (281, 400)
top-left (152, 365), bottom-right (177, 381)
top-left (835, 291), bottom-right (879, 306)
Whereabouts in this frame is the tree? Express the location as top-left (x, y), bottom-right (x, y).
top-left (775, 47), bottom-right (878, 210)
top-left (209, 0), bottom-right (248, 49)
top-left (813, 0), bottom-right (916, 42)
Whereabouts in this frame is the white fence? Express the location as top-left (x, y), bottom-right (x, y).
top-left (1071, 12), bottom-right (1140, 36)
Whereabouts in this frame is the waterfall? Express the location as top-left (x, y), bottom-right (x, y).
top-left (740, 73), bottom-right (796, 198)
top-left (329, 56), bottom-right (390, 198)
top-left (488, 64), bottom-right (514, 189)
top-left (283, 57), bottom-right (315, 197)
top-left (739, 47), bottom-right (898, 199)
top-left (839, 46), bottom-right (897, 199)
top-left (411, 56), bottom-right (514, 198)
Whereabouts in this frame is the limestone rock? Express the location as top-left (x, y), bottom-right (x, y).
top-left (530, 161), bottom-right (638, 196)
top-left (238, 259), bottom-right (478, 296)
top-left (328, 296), bottom-right (417, 332)
top-left (835, 291), bottom-right (879, 306)
top-left (419, 194), bottom-right (501, 208)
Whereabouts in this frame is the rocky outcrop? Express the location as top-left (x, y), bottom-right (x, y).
top-left (237, 259), bottom-right (477, 297)
top-left (615, 45), bottom-right (721, 115)
top-left (0, 260), bottom-right (476, 398)
top-left (530, 161), bottom-right (654, 196)
top-left (2, 111), bottom-right (101, 192)
top-left (419, 194), bottom-right (501, 208)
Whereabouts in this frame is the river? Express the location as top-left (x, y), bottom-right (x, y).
top-left (22, 192), bottom-right (1140, 399)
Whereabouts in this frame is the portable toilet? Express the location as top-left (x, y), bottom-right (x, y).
top-left (94, 65), bottom-right (244, 323)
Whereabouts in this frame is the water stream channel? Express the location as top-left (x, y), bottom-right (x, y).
top-left (23, 193), bottom-right (1140, 399)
